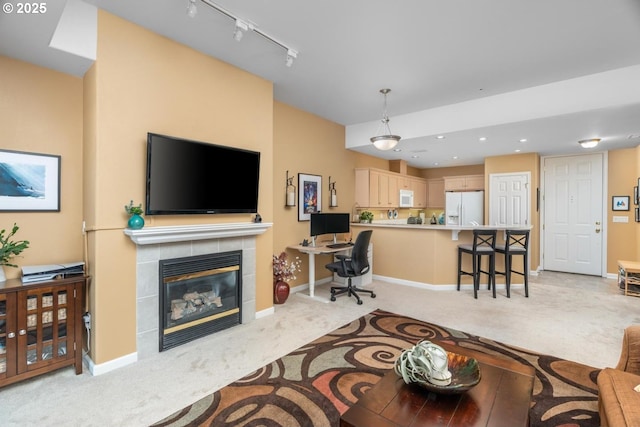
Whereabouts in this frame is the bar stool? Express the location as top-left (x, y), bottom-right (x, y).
top-left (495, 229), bottom-right (530, 297)
top-left (457, 229), bottom-right (497, 298)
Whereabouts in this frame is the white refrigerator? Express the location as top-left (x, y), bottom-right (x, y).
top-left (445, 191), bottom-right (484, 226)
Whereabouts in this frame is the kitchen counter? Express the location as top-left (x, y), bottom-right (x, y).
top-left (350, 222), bottom-right (532, 288)
top-left (353, 220), bottom-right (531, 240)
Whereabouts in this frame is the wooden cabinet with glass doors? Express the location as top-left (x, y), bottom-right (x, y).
top-left (0, 276), bottom-right (87, 388)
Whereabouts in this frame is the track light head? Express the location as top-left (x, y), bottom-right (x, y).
top-left (285, 49), bottom-right (297, 67)
top-left (233, 19), bottom-right (249, 41)
top-left (187, 0), bottom-right (197, 18)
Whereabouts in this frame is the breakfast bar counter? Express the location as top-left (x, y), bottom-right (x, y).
top-left (351, 222), bottom-right (531, 288)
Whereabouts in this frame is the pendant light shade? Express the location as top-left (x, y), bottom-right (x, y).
top-left (370, 89), bottom-right (401, 150)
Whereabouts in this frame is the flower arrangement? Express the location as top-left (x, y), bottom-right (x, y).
top-left (125, 200), bottom-right (143, 216)
top-left (0, 223), bottom-right (30, 268)
top-left (273, 251), bottom-right (302, 283)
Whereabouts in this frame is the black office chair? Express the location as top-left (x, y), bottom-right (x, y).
top-left (495, 229), bottom-right (530, 297)
top-left (325, 230), bottom-right (375, 305)
top-left (457, 229), bottom-right (497, 298)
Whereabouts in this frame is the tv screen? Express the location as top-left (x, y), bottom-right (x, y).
top-left (146, 133), bottom-right (260, 215)
top-left (310, 213), bottom-right (351, 237)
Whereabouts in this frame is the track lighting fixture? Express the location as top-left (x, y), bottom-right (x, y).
top-left (187, 0), bottom-right (197, 18)
top-left (370, 89), bottom-right (401, 150)
top-left (200, 0), bottom-right (298, 68)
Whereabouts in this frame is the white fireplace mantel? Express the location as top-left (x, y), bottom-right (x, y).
top-left (124, 222), bottom-right (272, 245)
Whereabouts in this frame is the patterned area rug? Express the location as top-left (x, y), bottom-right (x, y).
top-left (152, 309), bottom-right (600, 427)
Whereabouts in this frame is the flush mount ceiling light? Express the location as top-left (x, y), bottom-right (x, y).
top-left (370, 89), bottom-right (401, 150)
top-left (187, 0), bottom-right (197, 18)
top-left (578, 138), bottom-right (601, 148)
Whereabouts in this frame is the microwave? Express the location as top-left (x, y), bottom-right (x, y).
top-left (399, 189), bottom-right (414, 207)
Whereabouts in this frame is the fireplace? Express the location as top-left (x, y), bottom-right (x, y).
top-left (159, 250), bottom-right (242, 351)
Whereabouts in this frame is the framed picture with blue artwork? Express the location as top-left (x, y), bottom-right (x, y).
top-left (298, 173), bottom-right (321, 221)
top-left (612, 195), bottom-right (630, 211)
top-left (0, 149), bottom-right (60, 212)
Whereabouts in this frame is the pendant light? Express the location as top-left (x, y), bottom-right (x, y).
top-left (370, 88), bottom-right (401, 150)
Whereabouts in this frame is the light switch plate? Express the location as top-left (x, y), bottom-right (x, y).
top-left (613, 216), bottom-right (629, 223)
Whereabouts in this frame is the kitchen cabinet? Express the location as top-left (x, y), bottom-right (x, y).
top-left (0, 276), bottom-right (87, 388)
top-left (355, 168), bottom-right (426, 208)
top-left (410, 178), bottom-right (427, 208)
top-left (427, 178), bottom-right (445, 208)
top-left (444, 175), bottom-right (484, 191)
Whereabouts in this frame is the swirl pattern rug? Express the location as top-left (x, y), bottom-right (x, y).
top-left (152, 309), bottom-right (600, 427)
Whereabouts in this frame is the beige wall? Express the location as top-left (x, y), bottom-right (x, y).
top-left (0, 56), bottom-right (84, 279)
top-left (272, 102), bottom-right (358, 286)
top-left (83, 11), bottom-right (274, 364)
top-left (607, 148), bottom-right (638, 272)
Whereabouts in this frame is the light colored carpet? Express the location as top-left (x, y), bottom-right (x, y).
top-left (0, 271), bottom-right (637, 426)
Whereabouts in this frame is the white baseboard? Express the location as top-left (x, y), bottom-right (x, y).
top-left (255, 306), bottom-right (274, 319)
top-left (85, 351), bottom-right (137, 376)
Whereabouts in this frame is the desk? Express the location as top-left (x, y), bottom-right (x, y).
top-left (340, 341), bottom-right (535, 427)
top-left (289, 243), bottom-right (353, 299)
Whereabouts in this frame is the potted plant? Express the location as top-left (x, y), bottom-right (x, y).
top-left (360, 211), bottom-right (374, 223)
top-left (272, 251), bottom-right (302, 304)
top-left (125, 200), bottom-right (145, 230)
top-left (0, 223), bottom-right (30, 282)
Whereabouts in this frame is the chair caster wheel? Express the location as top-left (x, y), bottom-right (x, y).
top-left (330, 296), bottom-right (336, 302)
top-left (357, 300), bottom-right (363, 305)
top-left (371, 293), bottom-right (376, 298)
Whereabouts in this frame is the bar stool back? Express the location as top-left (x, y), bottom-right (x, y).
top-left (495, 229), bottom-right (530, 297)
top-left (457, 229), bottom-right (497, 298)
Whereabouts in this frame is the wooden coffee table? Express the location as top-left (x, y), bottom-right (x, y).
top-left (340, 341), bottom-right (535, 427)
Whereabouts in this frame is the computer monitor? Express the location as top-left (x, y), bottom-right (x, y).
top-left (310, 213), bottom-right (350, 244)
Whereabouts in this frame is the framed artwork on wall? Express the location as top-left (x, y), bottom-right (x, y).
top-left (298, 173), bottom-right (321, 221)
top-left (0, 149), bottom-right (60, 212)
top-left (635, 186), bottom-right (639, 205)
top-left (636, 207), bottom-right (640, 223)
top-left (612, 196), bottom-right (630, 211)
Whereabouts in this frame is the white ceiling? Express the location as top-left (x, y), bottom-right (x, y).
top-left (2, 0), bottom-right (640, 168)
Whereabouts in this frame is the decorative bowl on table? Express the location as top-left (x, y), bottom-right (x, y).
top-left (416, 352), bottom-right (481, 394)
top-left (394, 340), bottom-right (482, 395)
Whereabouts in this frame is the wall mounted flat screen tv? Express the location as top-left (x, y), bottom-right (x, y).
top-left (146, 133), bottom-right (260, 215)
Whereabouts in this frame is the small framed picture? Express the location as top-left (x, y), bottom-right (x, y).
top-left (298, 173), bottom-right (322, 221)
top-left (635, 186), bottom-right (639, 205)
top-left (612, 196), bottom-right (630, 211)
top-left (636, 207), bottom-right (640, 223)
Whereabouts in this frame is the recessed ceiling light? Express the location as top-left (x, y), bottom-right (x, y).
top-left (433, 162), bottom-right (439, 166)
top-left (393, 148), bottom-right (402, 152)
top-left (515, 149), bottom-right (521, 153)
top-left (519, 138), bottom-right (527, 143)
top-left (436, 135), bottom-right (445, 139)
top-left (479, 137), bottom-right (487, 142)
top-left (411, 155), bottom-right (419, 159)
top-left (452, 156), bottom-right (458, 160)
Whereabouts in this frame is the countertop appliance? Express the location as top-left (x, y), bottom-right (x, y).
top-left (445, 191), bottom-right (484, 225)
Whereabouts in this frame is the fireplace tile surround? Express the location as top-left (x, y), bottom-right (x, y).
top-left (125, 223), bottom-right (271, 359)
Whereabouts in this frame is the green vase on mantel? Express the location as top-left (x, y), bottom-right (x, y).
top-left (127, 213), bottom-right (145, 230)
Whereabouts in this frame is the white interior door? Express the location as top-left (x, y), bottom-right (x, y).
top-left (489, 173), bottom-right (529, 226)
top-left (542, 154), bottom-right (604, 275)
